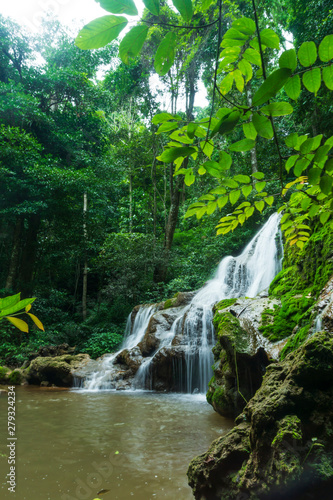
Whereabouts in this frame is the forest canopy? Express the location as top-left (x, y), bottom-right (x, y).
top-left (0, 0), bottom-right (332, 365)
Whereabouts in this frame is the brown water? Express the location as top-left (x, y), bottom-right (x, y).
top-left (0, 387), bottom-right (233, 500)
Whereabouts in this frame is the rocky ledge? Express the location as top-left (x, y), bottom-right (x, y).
top-left (188, 330), bottom-right (333, 499)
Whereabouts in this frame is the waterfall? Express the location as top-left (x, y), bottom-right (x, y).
top-left (81, 305), bottom-right (157, 390)
top-left (77, 213), bottom-right (282, 393)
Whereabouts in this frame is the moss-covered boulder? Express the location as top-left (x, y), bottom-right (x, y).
top-left (188, 330), bottom-right (333, 499)
top-left (207, 297), bottom-right (281, 418)
top-left (25, 354), bottom-right (90, 387)
top-left (0, 366), bottom-right (25, 385)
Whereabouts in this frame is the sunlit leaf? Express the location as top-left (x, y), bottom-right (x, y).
top-left (229, 139), bottom-right (255, 151)
top-left (252, 113), bottom-right (273, 139)
top-left (238, 58), bottom-right (252, 82)
top-left (323, 66), bottom-right (333, 90)
top-left (243, 121), bottom-right (257, 140)
top-left (152, 113), bottom-right (181, 124)
top-left (157, 146), bottom-right (196, 163)
top-left (252, 68), bottom-right (292, 106)
top-left (229, 190), bottom-right (241, 205)
top-left (6, 316), bottom-right (29, 332)
top-left (298, 41), bottom-right (317, 67)
top-left (284, 74), bottom-right (301, 100)
top-left (154, 32), bottom-right (176, 76)
top-left (320, 212), bottom-right (331, 225)
top-left (265, 195), bottom-right (274, 206)
top-left (142, 0), bottom-right (159, 15)
top-left (261, 102), bottom-right (293, 116)
top-left (318, 35), bottom-right (333, 62)
top-left (302, 68), bottom-right (321, 95)
top-left (172, 0), bottom-right (193, 22)
top-left (243, 48), bottom-right (261, 67)
top-left (185, 168), bottom-right (195, 186)
top-left (119, 25), bottom-right (148, 64)
top-left (285, 155), bottom-right (299, 173)
top-left (242, 185), bottom-right (252, 198)
top-left (234, 174), bottom-right (251, 183)
top-left (254, 200), bottom-right (265, 212)
top-left (0, 293), bottom-right (21, 311)
top-left (98, 0), bottom-right (138, 15)
top-left (255, 181), bottom-right (266, 192)
top-left (75, 16), bottom-right (128, 49)
top-left (232, 18), bottom-right (255, 35)
top-left (260, 28), bottom-right (280, 49)
top-left (27, 313), bottom-right (45, 331)
top-left (220, 73), bottom-right (234, 95)
top-left (200, 140), bottom-right (214, 158)
top-left (252, 171), bottom-right (265, 180)
top-left (279, 49), bottom-right (297, 71)
top-left (156, 122), bottom-right (179, 134)
top-left (233, 69), bottom-right (244, 92)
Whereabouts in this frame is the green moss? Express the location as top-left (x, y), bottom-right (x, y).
top-left (271, 415), bottom-right (303, 447)
top-left (213, 311), bottom-right (249, 353)
top-left (280, 324), bottom-right (311, 360)
top-left (7, 370), bottom-right (23, 385)
top-left (0, 366), bottom-right (9, 383)
top-left (259, 295), bottom-right (314, 342)
top-left (214, 298), bottom-right (237, 312)
top-left (163, 292), bottom-right (180, 310)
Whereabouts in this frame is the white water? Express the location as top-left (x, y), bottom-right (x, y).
top-left (80, 213), bottom-right (282, 393)
top-left (81, 305), bottom-right (157, 390)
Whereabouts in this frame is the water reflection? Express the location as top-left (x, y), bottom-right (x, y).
top-left (0, 387), bottom-right (233, 500)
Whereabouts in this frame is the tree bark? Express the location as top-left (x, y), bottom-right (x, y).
top-left (5, 215), bottom-right (23, 291)
top-left (82, 192), bottom-right (88, 321)
top-left (19, 214), bottom-right (40, 297)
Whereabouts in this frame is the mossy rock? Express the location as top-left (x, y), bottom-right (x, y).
top-left (0, 366), bottom-right (10, 384)
top-left (188, 331), bottom-right (333, 500)
top-left (25, 354), bottom-right (90, 387)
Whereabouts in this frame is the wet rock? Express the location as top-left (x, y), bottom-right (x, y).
top-left (163, 291), bottom-right (196, 309)
top-left (25, 354), bottom-right (91, 387)
top-left (188, 331), bottom-right (333, 500)
top-left (138, 309), bottom-right (181, 356)
top-left (207, 297), bottom-right (282, 418)
top-left (150, 346), bottom-right (185, 391)
top-left (115, 347), bottom-right (143, 376)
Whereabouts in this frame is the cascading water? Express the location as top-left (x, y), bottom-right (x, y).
top-left (77, 213), bottom-right (282, 393)
top-left (81, 305), bottom-right (157, 390)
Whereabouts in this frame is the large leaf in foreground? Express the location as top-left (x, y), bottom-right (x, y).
top-left (98, 0), bottom-right (138, 15)
top-left (252, 68), bottom-right (292, 106)
top-left (154, 32), bottom-right (177, 76)
top-left (172, 0), bottom-right (193, 22)
top-left (75, 16), bottom-right (128, 49)
top-left (119, 26), bottom-right (148, 64)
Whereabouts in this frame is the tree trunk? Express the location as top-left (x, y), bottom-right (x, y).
top-left (19, 214), bottom-right (40, 297)
top-left (246, 85), bottom-right (258, 181)
top-left (5, 215), bottom-right (24, 291)
top-left (129, 172), bottom-right (133, 233)
top-left (82, 192), bottom-right (88, 321)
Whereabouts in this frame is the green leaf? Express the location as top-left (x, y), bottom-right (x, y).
top-left (298, 41), bottom-right (317, 67)
top-left (156, 122), bottom-right (179, 134)
top-left (210, 186), bottom-right (227, 195)
top-left (217, 196), bottom-right (229, 208)
top-left (308, 168), bottom-right (321, 185)
top-left (0, 293), bottom-right (21, 311)
top-left (323, 66), bottom-right (333, 90)
top-left (142, 0), bottom-right (159, 15)
top-left (243, 48), bottom-right (261, 67)
top-left (252, 113), bottom-right (273, 139)
top-left (98, 0), bottom-right (138, 15)
top-left (294, 158), bottom-right (311, 176)
top-left (198, 165), bottom-right (206, 175)
top-left (254, 200), bottom-right (265, 212)
top-left (252, 68), bottom-right (292, 106)
top-left (204, 161), bottom-right (224, 178)
top-left (158, 146), bottom-right (196, 163)
top-left (206, 201), bottom-right (218, 215)
top-left (187, 122), bottom-right (197, 139)
top-left (261, 102), bottom-right (293, 117)
top-left (154, 32), bottom-right (176, 76)
top-left (265, 196), bottom-right (274, 206)
top-left (284, 75), bottom-right (301, 100)
top-left (233, 69), bottom-right (244, 92)
top-left (229, 190), bottom-right (241, 205)
top-left (320, 176), bottom-right (333, 195)
top-left (313, 145), bottom-right (330, 164)
top-left (152, 113), bottom-right (181, 124)
top-left (260, 28), bottom-right (280, 49)
top-left (300, 135), bottom-right (322, 154)
top-left (27, 313), bottom-right (44, 331)
top-left (119, 25), bottom-right (148, 64)
top-left (318, 35), bottom-right (333, 62)
top-left (185, 168), bottom-right (195, 186)
top-left (285, 155), bottom-right (299, 173)
top-left (200, 140), bottom-right (214, 158)
top-left (6, 316), bottom-right (29, 333)
top-left (320, 212), bottom-right (331, 225)
top-left (220, 73), bottom-right (234, 95)
top-left (172, 0), bottom-right (193, 22)
top-left (212, 110), bottom-right (241, 137)
top-left (242, 185), bottom-right (252, 198)
top-left (219, 151), bottom-right (233, 170)
top-left (279, 49), bottom-right (297, 71)
top-left (255, 181), bottom-right (266, 192)
top-left (252, 171), bottom-right (265, 180)
top-left (238, 58), bottom-right (253, 82)
top-left (224, 179), bottom-right (239, 188)
top-left (285, 132), bottom-right (299, 148)
top-left (243, 122), bottom-right (257, 140)
top-left (232, 18), bottom-right (256, 36)
top-left (224, 28), bottom-right (249, 41)
top-left (302, 68), bottom-right (321, 95)
top-left (0, 298), bottom-right (36, 318)
top-left (75, 16), bottom-right (128, 49)
top-left (234, 174), bottom-right (251, 183)
top-left (170, 129), bottom-right (193, 144)
top-left (229, 139), bottom-right (255, 152)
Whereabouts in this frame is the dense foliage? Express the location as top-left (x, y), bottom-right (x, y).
top-left (0, 0), bottom-right (332, 365)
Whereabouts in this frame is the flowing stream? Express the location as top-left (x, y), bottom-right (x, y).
top-left (78, 213), bottom-right (282, 393)
top-left (0, 387), bottom-right (233, 500)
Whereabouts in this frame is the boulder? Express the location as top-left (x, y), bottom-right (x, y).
top-left (25, 354), bottom-right (91, 387)
top-left (138, 309), bottom-right (181, 356)
top-left (188, 330), bottom-right (333, 499)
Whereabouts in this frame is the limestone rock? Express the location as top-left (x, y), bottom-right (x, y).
top-left (25, 353), bottom-right (91, 387)
top-left (188, 331), bottom-right (333, 499)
